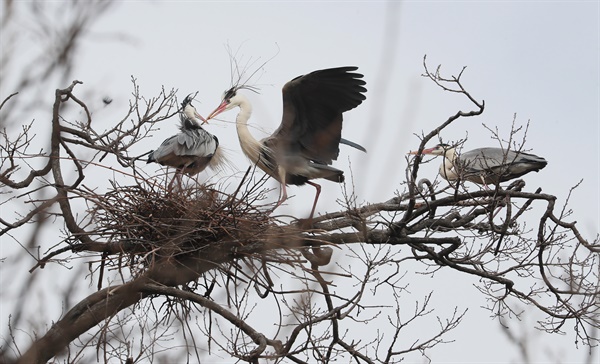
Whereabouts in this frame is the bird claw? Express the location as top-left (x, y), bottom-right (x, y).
top-left (302, 246), bottom-right (333, 266)
top-left (294, 217), bottom-right (315, 229)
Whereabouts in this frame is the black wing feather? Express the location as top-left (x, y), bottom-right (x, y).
top-left (273, 67), bottom-right (367, 165)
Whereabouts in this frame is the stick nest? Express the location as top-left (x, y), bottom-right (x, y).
top-left (90, 179), bottom-right (276, 274)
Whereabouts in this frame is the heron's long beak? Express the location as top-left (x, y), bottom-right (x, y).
top-left (206, 100), bottom-right (228, 121)
top-left (194, 110), bottom-right (207, 124)
top-left (408, 147), bottom-right (436, 155)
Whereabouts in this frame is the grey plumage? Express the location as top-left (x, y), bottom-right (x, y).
top-left (411, 144), bottom-right (547, 185)
top-left (147, 95), bottom-right (224, 175)
top-left (459, 147), bottom-right (547, 184)
top-left (206, 66), bottom-right (367, 218)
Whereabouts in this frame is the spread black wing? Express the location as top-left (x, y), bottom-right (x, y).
top-left (270, 67), bottom-right (367, 165)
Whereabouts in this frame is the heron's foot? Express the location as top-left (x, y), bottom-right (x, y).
top-left (302, 246), bottom-right (333, 266)
top-left (294, 217), bottom-right (315, 229)
top-left (413, 202), bottom-right (425, 209)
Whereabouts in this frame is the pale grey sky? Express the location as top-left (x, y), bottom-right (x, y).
top-left (1, 1), bottom-right (598, 362)
top-left (73, 1), bottom-right (599, 226)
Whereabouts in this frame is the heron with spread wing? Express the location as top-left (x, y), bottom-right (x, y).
top-left (206, 66), bottom-right (367, 218)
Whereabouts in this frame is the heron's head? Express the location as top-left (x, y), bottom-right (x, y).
top-left (180, 94), bottom-right (206, 125)
top-left (206, 87), bottom-right (243, 121)
top-left (408, 143), bottom-right (454, 156)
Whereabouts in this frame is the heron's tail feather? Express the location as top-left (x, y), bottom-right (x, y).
top-left (208, 147), bottom-right (236, 174)
top-left (520, 153), bottom-right (548, 170)
top-left (340, 138), bottom-right (366, 153)
top-left (147, 151), bottom-right (155, 164)
top-left (311, 163), bottom-right (345, 183)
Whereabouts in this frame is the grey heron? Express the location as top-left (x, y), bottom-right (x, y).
top-left (410, 143), bottom-right (547, 185)
top-left (206, 66), bottom-right (367, 218)
top-left (147, 95), bottom-right (224, 176)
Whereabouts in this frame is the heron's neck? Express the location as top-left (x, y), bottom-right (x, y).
top-left (181, 117), bottom-right (201, 130)
top-left (440, 148), bottom-right (458, 180)
top-left (234, 96), bottom-right (261, 163)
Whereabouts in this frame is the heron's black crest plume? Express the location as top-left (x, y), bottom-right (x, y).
top-left (223, 88), bottom-right (237, 101)
top-left (223, 85), bottom-right (259, 102)
top-left (181, 94), bottom-right (195, 108)
top-left (435, 140), bottom-right (467, 151)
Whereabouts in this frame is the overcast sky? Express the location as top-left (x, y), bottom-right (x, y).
top-left (2, 1), bottom-right (599, 362)
top-left (71, 1), bottom-right (599, 229)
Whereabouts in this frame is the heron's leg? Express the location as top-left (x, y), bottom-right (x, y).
top-left (168, 169), bottom-right (184, 191)
top-left (274, 166), bottom-right (288, 210)
top-left (479, 175), bottom-right (491, 191)
top-left (491, 192), bottom-right (510, 218)
top-left (306, 181), bottom-right (322, 220)
top-left (274, 183), bottom-right (288, 209)
top-left (167, 171), bottom-right (178, 189)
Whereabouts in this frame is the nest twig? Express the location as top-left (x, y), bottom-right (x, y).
top-left (89, 177), bottom-right (276, 278)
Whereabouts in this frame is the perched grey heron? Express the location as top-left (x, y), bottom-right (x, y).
top-left (206, 66), bottom-right (367, 218)
top-left (410, 143), bottom-right (547, 185)
top-left (147, 95), bottom-right (224, 176)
